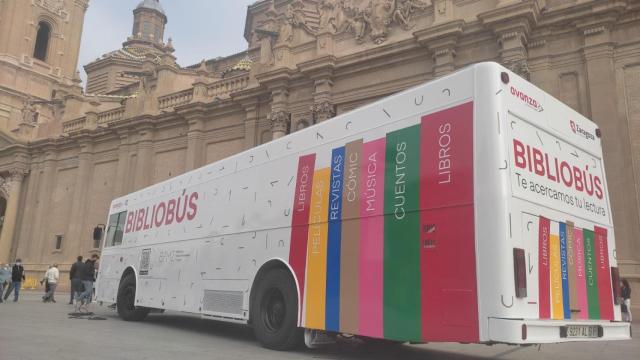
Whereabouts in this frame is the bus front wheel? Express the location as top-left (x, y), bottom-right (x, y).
top-left (116, 274), bottom-right (150, 321)
top-left (252, 268), bottom-right (302, 350)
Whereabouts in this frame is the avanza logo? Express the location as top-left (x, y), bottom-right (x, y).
top-left (570, 120), bottom-right (595, 141)
top-left (510, 86), bottom-right (543, 112)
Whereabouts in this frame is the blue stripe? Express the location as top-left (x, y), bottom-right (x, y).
top-left (326, 147), bottom-right (345, 331)
top-left (560, 222), bottom-right (571, 319)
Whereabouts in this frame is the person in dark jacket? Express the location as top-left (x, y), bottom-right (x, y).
top-left (621, 278), bottom-right (632, 322)
top-left (68, 256), bottom-right (84, 305)
top-left (79, 254), bottom-right (99, 306)
top-left (3, 259), bottom-right (25, 302)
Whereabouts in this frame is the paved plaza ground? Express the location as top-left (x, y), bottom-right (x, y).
top-left (0, 291), bottom-right (637, 360)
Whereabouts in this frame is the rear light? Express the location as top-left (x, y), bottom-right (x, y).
top-left (521, 324), bottom-right (527, 340)
top-left (513, 248), bottom-right (527, 298)
top-left (611, 267), bottom-right (622, 305)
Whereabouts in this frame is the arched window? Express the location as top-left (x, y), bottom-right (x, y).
top-left (33, 21), bottom-right (51, 61)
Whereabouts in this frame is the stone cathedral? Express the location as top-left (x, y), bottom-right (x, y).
top-left (0, 0), bottom-right (639, 296)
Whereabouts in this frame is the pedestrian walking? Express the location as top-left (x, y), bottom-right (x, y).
top-left (40, 265), bottom-right (51, 299)
top-left (621, 278), bottom-right (632, 322)
top-left (3, 259), bottom-right (25, 302)
top-left (69, 256), bottom-right (84, 305)
top-left (0, 264), bottom-right (11, 304)
top-left (42, 264), bottom-right (59, 303)
top-left (79, 254), bottom-right (99, 307)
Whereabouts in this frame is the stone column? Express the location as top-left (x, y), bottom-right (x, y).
top-left (185, 116), bottom-right (205, 171)
top-left (268, 110), bottom-right (290, 140)
top-left (581, 22), bottom-right (640, 272)
top-left (478, 2), bottom-right (539, 80)
top-left (32, 149), bottom-right (57, 264)
top-left (414, 20), bottom-right (464, 78)
top-left (113, 132), bottom-right (131, 197)
top-left (0, 170), bottom-right (26, 264)
top-left (268, 87), bottom-right (290, 140)
top-left (242, 101), bottom-right (259, 149)
top-left (15, 160), bottom-right (41, 261)
top-left (133, 125), bottom-right (155, 190)
top-left (65, 139), bottom-right (94, 254)
top-left (311, 77), bottom-right (335, 124)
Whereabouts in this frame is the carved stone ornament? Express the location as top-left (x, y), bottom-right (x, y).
top-left (503, 59), bottom-right (530, 80)
top-left (311, 101), bottom-right (336, 122)
top-left (267, 110), bottom-right (290, 134)
top-left (0, 176), bottom-right (9, 198)
top-left (35, 0), bottom-right (67, 16)
top-left (261, 0), bottom-right (432, 47)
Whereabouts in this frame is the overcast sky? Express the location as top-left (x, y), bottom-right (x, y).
top-left (78, 0), bottom-right (256, 83)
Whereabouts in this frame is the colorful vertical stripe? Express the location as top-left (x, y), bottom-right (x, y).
top-left (573, 228), bottom-right (588, 319)
top-left (340, 140), bottom-right (362, 334)
top-left (538, 217), bottom-right (551, 319)
top-left (565, 221), bottom-right (579, 318)
top-left (583, 229), bottom-right (600, 319)
top-left (358, 138), bottom-right (386, 338)
top-left (305, 168), bottom-right (331, 329)
top-left (550, 230), bottom-right (564, 320)
top-left (594, 226), bottom-right (614, 320)
top-left (383, 125), bottom-right (421, 341)
top-left (559, 223), bottom-right (571, 319)
top-left (325, 147), bottom-right (345, 331)
top-left (289, 154), bottom-right (316, 323)
top-left (419, 101), bottom-right (477, 342)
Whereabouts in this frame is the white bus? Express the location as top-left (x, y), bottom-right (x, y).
top-left (96, 62), bottom-right (631, 350)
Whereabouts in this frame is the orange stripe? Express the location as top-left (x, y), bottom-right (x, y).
top-left (550, 233), bottom-right (564, 320)
top-left (304, 168), bottom-right (330, 330)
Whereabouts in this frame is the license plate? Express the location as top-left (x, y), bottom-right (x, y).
top-left (566, 325), bottom-right (599, 338)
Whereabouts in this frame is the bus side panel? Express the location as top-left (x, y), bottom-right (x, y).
top-left (419, 101), bottom-right (479, 342)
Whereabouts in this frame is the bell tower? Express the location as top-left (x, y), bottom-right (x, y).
top-left (126, 0), bottom-right (167, 49)
top-left (0, 0), bottom-right (89, 138)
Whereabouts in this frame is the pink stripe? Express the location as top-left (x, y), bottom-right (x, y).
top-left (358, 138), bottom-right (386, 338)
top-left (595, 226), bottom-right (614, 320)
top-left (538, 217), bottom-right (551, 319)
top-left (573, 228), bottom-right (588, 320)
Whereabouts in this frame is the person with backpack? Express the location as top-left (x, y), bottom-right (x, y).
top-left (79, 254), bottom-right (99, 306)
top-left (3, 259), bottom-right (25, 302)
top-left (69, 256), bottom-right (84, 305)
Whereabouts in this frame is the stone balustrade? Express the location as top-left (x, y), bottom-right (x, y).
top-left (158, 88), bottom-right (194, 110)
top-left (62, 117), bottom-right (86, 133)
top-left (97, 107), bottom-right (125, 124)
top-left (207, 75), bottom-right (250, 98)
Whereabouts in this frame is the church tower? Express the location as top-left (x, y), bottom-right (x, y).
top-left (0, 0), bottom-right (89, 138)
top-left (127, 0), bottom-right (167, 49)
top-left (84, 0), bottom-right (173, 95)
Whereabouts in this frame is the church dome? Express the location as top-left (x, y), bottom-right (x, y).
top-left (136, 0), bottom-right (165, 15)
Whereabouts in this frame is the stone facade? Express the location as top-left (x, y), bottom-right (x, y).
top-left (0, 0), bottom-right (639, 298)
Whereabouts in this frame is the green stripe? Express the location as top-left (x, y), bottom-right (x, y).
top-left (383, 125), bottom-right (421, 341)
top-left (583, 229), bottom-right (600, 319)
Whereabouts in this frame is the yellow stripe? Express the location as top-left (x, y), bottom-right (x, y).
top-left (305, 168), bottom-right (331, 330)
top-left (550, 234), bottom-right (564, 320)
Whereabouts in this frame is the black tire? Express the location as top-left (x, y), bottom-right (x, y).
top-left (116, 274), bottom-right (150, 321)
top-left (252, 268), bottom-right (303, 350)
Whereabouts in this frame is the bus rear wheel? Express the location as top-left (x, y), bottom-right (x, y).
top-left (252, 268), bottom-right (302, 350)
top-left (116, 274), bottom-right (150, 321)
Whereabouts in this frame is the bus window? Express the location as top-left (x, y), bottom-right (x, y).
top-left (105, 211), bottom-right (127, 247)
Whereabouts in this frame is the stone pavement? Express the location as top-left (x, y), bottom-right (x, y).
top-left (0, 291), bottom-right (637, 360)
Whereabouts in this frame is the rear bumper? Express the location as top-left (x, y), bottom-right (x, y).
top-left (488, 318), bottom-right (631, 344)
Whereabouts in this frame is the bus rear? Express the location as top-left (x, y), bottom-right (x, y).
top-left (473, 63), bottom-right (631, 343)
